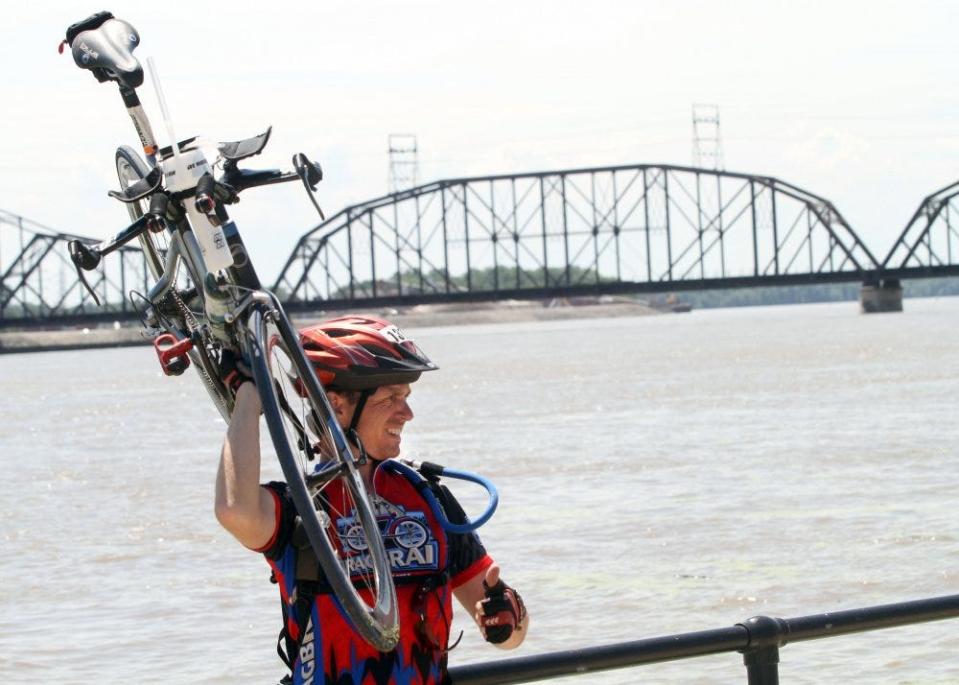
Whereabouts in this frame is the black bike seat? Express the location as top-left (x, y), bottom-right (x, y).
top-left (67, 14), bottom-right (143, 89)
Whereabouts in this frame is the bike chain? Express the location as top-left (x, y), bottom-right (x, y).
top-left (163, 286), bottom-right (230, 414)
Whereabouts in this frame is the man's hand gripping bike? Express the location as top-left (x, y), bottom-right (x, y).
top-left (60, 12), bottom-right (400, 651)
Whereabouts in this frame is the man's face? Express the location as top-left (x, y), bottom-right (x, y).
top-left (353, 383), bottom-right (414, 459)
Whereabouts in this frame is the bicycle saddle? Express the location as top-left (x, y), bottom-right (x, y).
top-left (64, 12), bottom-right (143, 90)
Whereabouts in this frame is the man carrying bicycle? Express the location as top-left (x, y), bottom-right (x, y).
top-left (58, 13), bottom-right (526, 683)
top-left (215, 315), bottom-right (529, 684)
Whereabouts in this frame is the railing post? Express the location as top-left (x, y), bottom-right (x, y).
top-left (738, 615), bottom-right (786, 685)
top-left (743, 645), bottom-right (779, 685)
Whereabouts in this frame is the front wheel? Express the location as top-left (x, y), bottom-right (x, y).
top-left (249, 302), bottom-right (399, 652)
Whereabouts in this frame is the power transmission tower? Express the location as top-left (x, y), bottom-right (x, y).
top-left (388, 134), bottom-right (419, 193)
top-left (691, 104), bottom-right (724, 170)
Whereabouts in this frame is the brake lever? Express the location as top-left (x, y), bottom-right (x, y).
top-left (293, 152), bottom-right (323, 188)
top-left (292, 153), bottom-right (325, 220)
top-left (67, 240), bottom-right (103, 306)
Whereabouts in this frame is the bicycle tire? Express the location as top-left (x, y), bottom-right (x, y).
top-left (115, 146), bottom-right (232, 419)
top-left (115, 146), bottom-right (169, 281)
top-left (249, 302), bottom-right (399, 652)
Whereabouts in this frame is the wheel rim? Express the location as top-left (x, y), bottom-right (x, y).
top-left (116, 150), bottom-right (168, 281)
top-left (258, 310), bottom-right (399, 649)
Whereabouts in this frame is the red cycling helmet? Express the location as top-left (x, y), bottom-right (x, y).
top-left (300, 315), bottom-right (438, 391)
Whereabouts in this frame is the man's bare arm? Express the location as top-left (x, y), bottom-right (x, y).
top-left (215, 383), bottom-right (276, 549)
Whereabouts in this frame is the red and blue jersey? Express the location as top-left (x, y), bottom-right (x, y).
top-left (259, 459), bottom-right (493, 685)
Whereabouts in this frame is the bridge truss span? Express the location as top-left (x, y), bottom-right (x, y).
top-left (0, 210), bottom-right (150, 327)
top-left (274, 164), bottom-right (881, 307)
top-left (883, 178), bottom-right (959, 275)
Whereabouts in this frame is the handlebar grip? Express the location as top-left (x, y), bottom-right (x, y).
top-left (195, 173), bottom-right (216, 213)
top-left (219, 167), bottom-right (290, 193)
top-left (147, 193), bottom-right (170, 233)
top-left (68, 240), bottom-right (102, 271)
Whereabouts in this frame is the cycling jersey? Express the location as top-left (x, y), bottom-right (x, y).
top-left (259, 459), bottom-right (493, 685)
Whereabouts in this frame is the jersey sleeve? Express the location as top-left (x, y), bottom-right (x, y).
top-left (258, 481), bottom-right (297, 561)
top-left (433, 482), bottom-right (494, 586)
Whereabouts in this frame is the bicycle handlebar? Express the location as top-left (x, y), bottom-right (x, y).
top-left (221, 166), bottom-right (301, 194)
top-left (67, 213), bottom-right (154, 305)
top-left (62, 12), bottom-right (327, 302)
top-left (68, 211), bottom-right (154, 274)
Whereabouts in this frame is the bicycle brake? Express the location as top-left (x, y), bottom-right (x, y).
top-left (293, 153), bottom-right (326, 220)
top-left (67, 240), bottom-right (103, 306)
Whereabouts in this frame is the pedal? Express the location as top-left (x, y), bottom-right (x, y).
top-left (154, 333), bottom-right (193, 376)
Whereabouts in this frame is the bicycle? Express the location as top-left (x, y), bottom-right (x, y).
top-left (59, 11), bottom-right (404, 651)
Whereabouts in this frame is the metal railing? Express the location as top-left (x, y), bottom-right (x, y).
top-left (448, 593), bottom-right (959, 684)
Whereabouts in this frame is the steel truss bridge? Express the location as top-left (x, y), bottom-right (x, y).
top-left (0, 210), bottom-right (153, 327)
top-left (3, 166), bottom-right (959, 327)
top-left (274, 164), bottom-right (959, 310)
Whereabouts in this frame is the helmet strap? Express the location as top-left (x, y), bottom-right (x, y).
top-left (347, 388), bottom-right (373, 435)
top-left (346, 428), bottom-right (368, 466)
top-left (346, 389), bottom-right (374, 464)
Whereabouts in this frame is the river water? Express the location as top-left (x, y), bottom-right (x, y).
top-left (2, 298), bottom-right (958, 684)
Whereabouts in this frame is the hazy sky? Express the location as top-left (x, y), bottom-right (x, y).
top-left (4, 1), bottom-right (958, 282)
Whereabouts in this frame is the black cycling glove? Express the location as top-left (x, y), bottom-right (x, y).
top-left (219, 348), bottom-right (254, 396)
top-left (479, 579), bottom-right (527, 644)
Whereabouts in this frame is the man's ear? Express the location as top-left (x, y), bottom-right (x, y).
top-left (326, 391), bottom-right (350, 423)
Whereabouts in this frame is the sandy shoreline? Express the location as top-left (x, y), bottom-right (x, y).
top-left (0, 298), bottom-right (670, 354)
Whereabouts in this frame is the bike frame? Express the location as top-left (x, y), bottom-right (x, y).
top-left (115, 83), bottom-right (282, 333)
top-left (89, 83), bottom-right (300, 425)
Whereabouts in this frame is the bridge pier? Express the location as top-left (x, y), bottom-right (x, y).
top-left (859, 278), bottom-right (903, 313)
